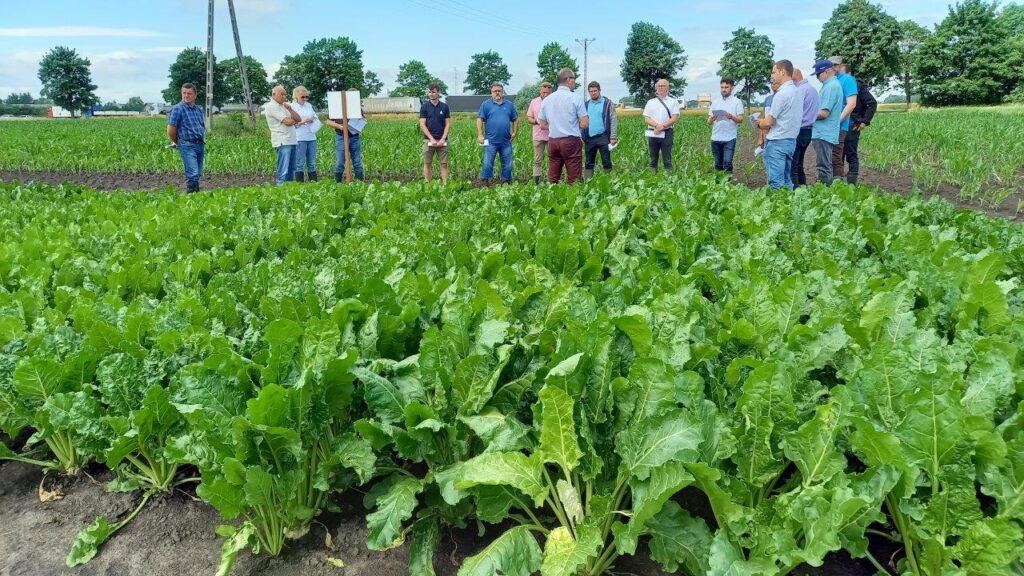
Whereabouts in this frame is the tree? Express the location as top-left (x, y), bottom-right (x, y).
top-left (124, 96), bottom-right (146, 112)
top-left (162, 47), bottom-right (225, 107)
top-left (390, 60), bottom-right (448, 99)
top-left (915, 0), bottom-right (1014, 106)
top-left (218, 56), bottom-right (271, 104)
top-left (1001, 4), bottom-right (1024, 97)
top-left (273, 37), bottom-right (367, 108)
top-left (4, 92), bottom-right (33, 104)
top-left (717, 27), bottom-right (774, 109)
top-left (621, 22), bottom-right (687, 102)
top-left (362, 71), bottom-right (383, 98)
top-left (464, 51), bottom-right (511, 94)
top-left (37, 46), bottom-right (99, 117)
top-left (536, 43), bottom-right (578, 85)
top-left (891, 20), bottom-right (930, 106)
top-left (514, 82), bottom-right (540, 110)
top-left (814, 0), bottom-right (902, 89)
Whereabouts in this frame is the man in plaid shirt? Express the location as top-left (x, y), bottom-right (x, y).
top-left (167, 83), bottom-right (206, 193)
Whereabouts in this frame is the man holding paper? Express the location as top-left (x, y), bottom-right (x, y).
top-left (642, 79), bottom-right (680, 173)
top-left (326, 89), bottom-right (366, 182)
top-left (419, 83), bottom-right (451, 184)
top-left (707, 77), bottom-right (745, 173)
top-left (581, 81), bottom-right (617, 178)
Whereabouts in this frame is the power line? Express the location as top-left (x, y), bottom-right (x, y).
top-left (576, 38), bottom-right (595, 88)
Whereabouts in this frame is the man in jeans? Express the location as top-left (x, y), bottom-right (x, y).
top-left (643, 79), bottom-right (680, 173)
top-left (263, 85), bottom-right (302, 185)
top-left (707, 77), bottom-right (744, 173)
top-left (477, 83), bottom-right (519, 184)
top-left (791, 69), bottom-right (818, 186)
top-left (830, 56), bottom-right (859, 181)
top-left (756, 60), bottom-right (801, 189)
top-left (525, 82), bottom-right (552, 184)
top-left (581, 81), bottom-right (617, 178)
top-left (810, 59), bottom-right (843, 185)
top-left (326, 92), bottom-right (367, 183)
top-left (538, 68), bottom-right (588, 184)
top-left (166, 83), bottom-right (205, 193)
top-left (844, 64), bottom-right (877, 185)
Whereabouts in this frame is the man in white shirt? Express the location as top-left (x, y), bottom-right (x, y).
top-left (264, 85), bottom-right (302, 185)
top-left (642, 79), bottom-right (680, 173)
top-left (707, 77), bottom-right (745, 173)
top-left (755, 60), bottom-right (801, 189)
top-left (538, 68), bottom-right (588, 184)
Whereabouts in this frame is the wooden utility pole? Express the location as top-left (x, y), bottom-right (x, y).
top-left (341, 93), bottom-right (352, 184)
top-left (204, 0), bottom-right (215, 130)
top-left (227, 0), bottom-right (256, 122)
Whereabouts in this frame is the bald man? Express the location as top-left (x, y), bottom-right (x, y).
top-left (264, 85), bottom-right (302, 184)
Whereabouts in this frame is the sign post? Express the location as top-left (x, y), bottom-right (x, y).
top-left (327, 91), bottom-right (363, 185)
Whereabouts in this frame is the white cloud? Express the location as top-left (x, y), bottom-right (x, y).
top-left (0, 27), bottom-right (167, 38)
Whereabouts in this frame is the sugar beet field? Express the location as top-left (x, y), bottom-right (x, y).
top-left (1, 108), bottom-right (1024, 576)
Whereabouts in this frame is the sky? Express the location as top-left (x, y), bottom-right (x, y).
top-left (0, 0), bottom-right (952, 105)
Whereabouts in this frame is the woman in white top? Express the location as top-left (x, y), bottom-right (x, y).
top-left (292, 86), bottom-right (321, 181)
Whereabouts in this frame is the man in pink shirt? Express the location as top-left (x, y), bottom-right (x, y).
top-left (526, 82), bottom-right (552, 184)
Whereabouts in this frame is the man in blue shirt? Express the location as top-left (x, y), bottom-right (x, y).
top-left (582, 81), bottom-right (618, 178)
top-left (538, 68), bottom-right (588, 184)
top-left (756, 60), bottom-right (801, 189)
top-left (811, 59), bottom-right (844, 185)
top-left (166, 83), bottom-right (205, 193)
top-left (830, 56), bottom-right (859, 181)
top-left (477, 83), bottom-right (519, 183)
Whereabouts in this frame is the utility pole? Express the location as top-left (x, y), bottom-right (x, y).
top-left (205, 0), bottom-right (215, 130)
top-left (227, 0), bottom-right (256, 122)
top-left (575, 37), bottom-right (595, 88)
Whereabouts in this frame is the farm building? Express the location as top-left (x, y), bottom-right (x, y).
top-left (697, 93), bottom-right (712, 109)
top-left (446, 94), bottom-right (516, 113)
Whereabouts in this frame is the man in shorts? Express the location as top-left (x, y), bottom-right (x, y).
top-left (419, 82), bottom-right (451, 184)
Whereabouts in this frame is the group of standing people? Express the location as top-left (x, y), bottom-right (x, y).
top-left (705, 57), bottom-right (876, 190)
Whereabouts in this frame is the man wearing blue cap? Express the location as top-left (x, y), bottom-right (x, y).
top-left (811, 59), bottom-right (844, 184)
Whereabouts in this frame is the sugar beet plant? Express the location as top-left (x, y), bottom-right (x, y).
top-left (1, 174), bottom-right (1023, 575)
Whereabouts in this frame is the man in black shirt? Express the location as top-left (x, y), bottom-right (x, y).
top-left (419, 83), bottom-right (452, 184)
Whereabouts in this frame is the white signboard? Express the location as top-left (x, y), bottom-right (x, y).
top-left (326, 91), bottom-right (363, 119)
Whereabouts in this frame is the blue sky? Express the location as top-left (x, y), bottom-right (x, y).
top-left (0, 0), bottom-right (952, 104)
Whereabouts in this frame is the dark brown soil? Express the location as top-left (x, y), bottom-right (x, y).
top-left (730, 139), bottom-right (1023, 221)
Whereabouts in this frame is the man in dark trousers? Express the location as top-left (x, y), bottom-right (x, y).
top-left (581, 81), bottom-right (618, 178)
top-left (843, 63), bottom-right (877, 185)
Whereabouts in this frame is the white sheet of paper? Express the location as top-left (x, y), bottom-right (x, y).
top-left (644, 129), bottom-right (665, 139)
top-left (754, 146), bottom-right (764, 156)
top-left (326, 91), bottom-right (363, 119)
top-left (608, 142), bottom-right (618, 151)
top-left (748, 112), bottom-right (762, 130)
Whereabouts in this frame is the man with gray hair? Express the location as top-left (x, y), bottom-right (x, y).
top-left (526, 82), bottom-right (552, 184)
top-left (264, 85), bottom-right (302, 185)
top-left (477, 82), bottom-right (518, 183)
top-left (538, 67), bottom-right (588, 184)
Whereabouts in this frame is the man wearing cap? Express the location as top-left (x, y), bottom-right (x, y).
top-left (811, 59), bottom-right (844, 185)
top-left (829, 56), bottom-right (859, 181)
top-left (756, 60), bottom-right (801, 189)
top-left (526, 82), bottom-right (552, 184)
top-left (791, 69), bottom-right (818, 186)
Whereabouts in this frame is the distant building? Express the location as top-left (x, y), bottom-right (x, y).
top-left (697, 93), bottom-right (712, 109)
top-left (446, 94), bottom-right (516, 113)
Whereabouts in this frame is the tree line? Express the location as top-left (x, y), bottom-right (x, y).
top-left (18, 0), bottom-right (1024, 116)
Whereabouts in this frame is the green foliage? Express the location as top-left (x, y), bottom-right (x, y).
top-left (162, 47), bottom-right (225, 107)
top-left (272, 37), bottom-right (367, 108)
top-left (362, 70), bottom-right (384, 98)
top-left (37, 46), bottom-right (99, 116)
top-left (390, 60), bottom-right (448, 99)
top-left (717, 27), bottom-right (774, 108)
top-left (464, 51), bottom-right (511, 95)
top-left (536, 43), bottom-right (578, 86)
top-left (891, 20), bottom-right (931, 106)
top-left (4, 91), bottom-right (33, 104)
top-left (814, 0), bottom-right (902, 89)
top-left (621, 21), bottom-right (687, 102)
top-left (217, 56), bottom-right (271, 105)
top-left (916, 0), bottom-right (1015, 106)
top-left (514, 82), bottom-right (540, 110)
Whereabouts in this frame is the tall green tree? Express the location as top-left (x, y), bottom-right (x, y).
top-left (717, 27), bottom-right (774, 109)
top-left (514, 81), bottom-right (540, 110)
top-left (621, 22), bottom-right (687, 102)
top-left (273, 37), bottom-right (368, 108)
top-left (362, 71), bottom-right (383, 98)
top-left (915, 0), bottom-right (1014, 106)
top-left (1001, 3), bottom-right (1024, 101)
top-left (390, 60), bottom-right (448, 99)
top-left (464, 51), bottom-right (511, 95)
top-left (891, 20), bottom-right (931, 106)
top-left (814, 0), bottom-right (902, 89)
top-left (4, 92), bottom-right (33, 104)
top-left (217, 56), bottom-right (271, 105)
top-left (37, 46), bottom-right (99, 117)
top-left (536, 43), bottom-right (578, 85)
top-left (162, 47), bottom-right (224, 107)
top-left (123, 96), bottom-right (146, 112)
